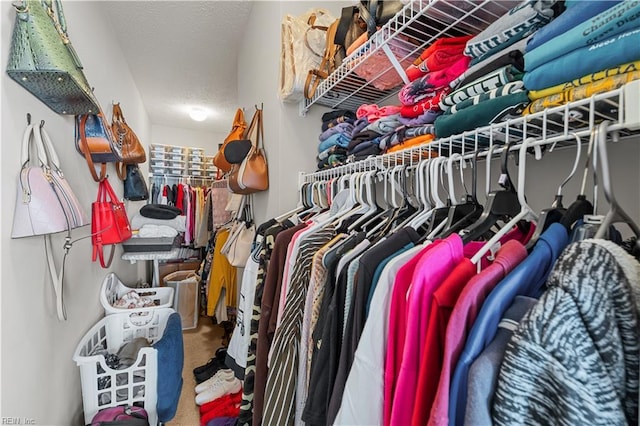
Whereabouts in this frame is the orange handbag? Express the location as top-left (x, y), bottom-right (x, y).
top-left (228, 107), bottom-right (269, 194)
top-left (111, 103), bottom-right (146, 180)
top-left (213, 108), bottom-right (247, 173)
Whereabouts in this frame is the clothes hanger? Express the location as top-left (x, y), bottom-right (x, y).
top-left (558, 128), bottom-right (596, 231)
top-left (424, 156), bottom-right (454, 239)
top-left (524, 133), bottom-right (582, 249)
top-left (470, 137), bottom-right (541, 266)
top-left (593, 121), bottom-right (640, 248)
top-left (348, 170), bottom-right (382, 231)
top-left (439, 149), bottom-right (484, 238)
top-left (459, 140), bottom-right (523, 244)
top-left (408, 157), bottom-right (442, 231)
top-left (392, 158), bottom-right (430, 232)
top-left (362, 166), bottom-right (404, 237)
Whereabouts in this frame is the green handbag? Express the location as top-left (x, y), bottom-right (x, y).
top-left (6, 0), bottom-right (100, 115)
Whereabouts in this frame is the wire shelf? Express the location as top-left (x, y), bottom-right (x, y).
top-left (302, 81), bottom-right (640, 183)
top-left (301, 0), bottom-right (519, 114)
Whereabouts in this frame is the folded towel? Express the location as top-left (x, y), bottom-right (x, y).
top-left (131, 214), bottom-right (186, 232)
top-left (138, 224), bottom-right (179, 238)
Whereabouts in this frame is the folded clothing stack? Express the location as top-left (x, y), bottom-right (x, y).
top-left (317, 110), bottom-right (356, 170)
top-left (424, 0), bottom-right (556, 140)
top-left (523, 1), bottom-right (640, 100)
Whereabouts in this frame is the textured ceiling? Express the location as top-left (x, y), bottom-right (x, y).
top-left (101, 1), bottom-right (254, 133)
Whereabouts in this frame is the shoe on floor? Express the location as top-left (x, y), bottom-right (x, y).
top-left (195, 377), bottom-right (242, 406)
top-left (193, 347), bottom-right (227, 376)
top-left (195, 369), bottom-right (234, 394)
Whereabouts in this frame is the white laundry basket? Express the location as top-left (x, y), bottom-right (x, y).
top-left (73, 308), bottom-right (176, 425)
top-left (100, 273), bottom-right (174, 315)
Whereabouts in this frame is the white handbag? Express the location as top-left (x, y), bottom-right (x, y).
top-left (12, 121), bottom-right (88, 238)
top-left (12, 118), bottom-right (89, 320)
top-left (221, 220), bottom-right (255, 268)
top-left (279, 8), bottom-right (336, 102)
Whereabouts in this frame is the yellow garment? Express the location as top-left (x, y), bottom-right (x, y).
top-left (207, 228), bottom-right (237, 316)
top-left (524, 70), bottom-right (640, 115)
top-left (528, 60), bottom-right (640, 100)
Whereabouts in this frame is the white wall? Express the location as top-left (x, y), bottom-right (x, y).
top-left (1, 2), bottom-right (150, 424)
top-left (237, 1), bottom-right (349, 225)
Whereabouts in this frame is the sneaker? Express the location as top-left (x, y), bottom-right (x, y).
top-left (193, 348), bottom-right (227, 383)
top-left (195, 377), bottom-right (242, 406)
top-left (195, 369), bottom-right (234, 394)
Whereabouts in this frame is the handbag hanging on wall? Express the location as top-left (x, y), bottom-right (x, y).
top-left (111, 103), bottom-right (146, 180)
top-left (12, 115), bottom-right (89, 321)
top-left (75, 112), bottom-right (123, 182)
top-left (123, 164), bottom-right (149, 201)
top-left (221, 195), bottom-right (255, 268)
top-left (6, 0), bottom-right (100, 115)
top-left (213, 108), bottom-right (248, 173)
top-left (228, 106), bottom-right (269, 194)
top-left (92, 177), bottom-right (132, 268)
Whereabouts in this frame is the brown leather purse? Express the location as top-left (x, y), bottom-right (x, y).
top-left (214, 108), bottom-right (247, 173)
top-left (111, 103), bottom-right (146, 180)
top-left (228, 107), bottom-right (269, 194)
top-left (75, 111), bottom-right (122, 182)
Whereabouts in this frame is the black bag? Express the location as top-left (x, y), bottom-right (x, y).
top-left (358, 0), bottom-right (404, 36)
top-left (123, 164), bottom-right (149, 201)
top-left (140, 204), bottom-right (181, 220)
top-left (223, 139), bottom-right (252, 164)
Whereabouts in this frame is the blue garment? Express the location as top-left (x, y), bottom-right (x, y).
top-left (526, 1), bottom-right (621, 52)
top-left (525, 1), bottom-right (639, 71)
top-left (448, 223), bottom-right (569, 426)
top-left (318, 122), bottom-right (355, 142)
top-left (365, 243), bottom-right (414, 316)
top-left (318, 132), bottom-right (351, 153)
top-left (523, 26), bottom-right (640, 90)
top-left (154, 312), bottom-right (184, 423)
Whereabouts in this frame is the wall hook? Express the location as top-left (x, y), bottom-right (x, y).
top-left (40, 120), bottom-right (45, 128)
top-left (26, 113), bottom-right (31, 124)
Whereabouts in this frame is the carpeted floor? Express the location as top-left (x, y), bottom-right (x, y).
top-left (167, 317), bottom-right (226, 426)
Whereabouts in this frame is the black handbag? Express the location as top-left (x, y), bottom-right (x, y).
top-left (223, 139), bottom-right (252, 164)
top-left (123, 164), bottom-right (149, 201)
top-left (358, 0), bottom-right (404, 37)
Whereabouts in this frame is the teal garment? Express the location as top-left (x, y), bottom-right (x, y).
top-left (525, 1), bottom-right (640, 71)
top-left (524, 26), bottom-right (640, 90)
top-left (365, 243), bottom-right (415, 316)
top-left (434, 91), bottom-right (530, 139)
top-left (445, 81), bottom-right (525, 115)
top-left (441, 65), bottom-right (523, 108)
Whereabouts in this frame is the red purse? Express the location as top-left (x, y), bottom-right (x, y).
top-left (92, 177), bottom-right (132, 268)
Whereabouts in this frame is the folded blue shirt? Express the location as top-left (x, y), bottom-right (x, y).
top-left (525, 1), bottom-right (639, 71)
top-left (523, 26), bottom-right (640, 91)
top-left (318, 132), bottom-right (351, 153)
top-left (526, 0), bottom-right (622, 53)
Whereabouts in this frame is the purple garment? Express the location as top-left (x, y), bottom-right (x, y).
top-left (351, 117), bottom-right (370, 135)
top-left (318, 122), bottom-right (355, 142)
top-left (398, 110), bottom-right (442, 126)
top-left (206, 416), bottom-right (238, 426)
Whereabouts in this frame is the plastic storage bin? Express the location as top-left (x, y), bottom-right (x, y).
top-left (73, 308), bottom-right (177, 426)
top-left (162, 271), bottom-right (199, 330)
top-left (101, 273), bottom-right (174, 315)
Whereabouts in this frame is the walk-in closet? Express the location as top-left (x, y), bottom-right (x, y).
top-left (1, 1), bottom-right (639, 425)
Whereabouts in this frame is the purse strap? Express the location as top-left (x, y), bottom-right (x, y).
top-left (78, 115), bottom-right (107, 182)
top-left (244, 107), bottom-right (264, 150)
top-left (304, 19), bottom-right (340, 100)
top-left (92, 179), bottom-right (117, 268)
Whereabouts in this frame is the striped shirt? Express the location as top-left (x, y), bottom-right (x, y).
top-left (262, 226), bottom-right (335, 426)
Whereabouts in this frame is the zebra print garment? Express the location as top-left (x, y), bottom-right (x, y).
top-left (492, 239), bottom-right (640, 425)
top-left (238, 224), bottom-right (285, 426)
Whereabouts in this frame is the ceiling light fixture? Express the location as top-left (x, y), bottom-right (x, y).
top-left (189, 107), bottom-right (208, 122)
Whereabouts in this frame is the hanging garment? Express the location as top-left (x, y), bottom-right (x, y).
top-left (238, 221), bottom-right (294, 426)
top-left (464, 295), bottom-right (537, 426)
top-left (252, 223), bottom-right (307, 426)
top-left (263, 226), bottom-right (336, 426)
top-left (492, 239), bottom-right (640, 425)
top-left (206, 228), bottom-right (237, 317)
top-left (445, 223), bottom-right (568, 426)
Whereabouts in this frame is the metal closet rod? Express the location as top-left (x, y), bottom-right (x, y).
top-left (300, 129), bottom-right (619, 185)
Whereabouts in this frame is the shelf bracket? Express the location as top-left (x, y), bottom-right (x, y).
top-left (623, 79), bottom-right (640, 130)
top-left (381, 42), bottom-right (411, 86)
